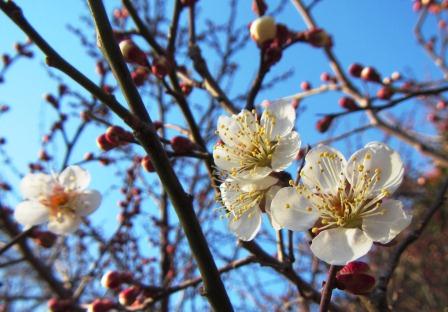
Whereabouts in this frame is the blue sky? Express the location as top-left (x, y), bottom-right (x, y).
top-left (0, 0), bottom-right (442, 310)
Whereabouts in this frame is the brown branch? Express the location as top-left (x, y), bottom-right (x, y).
top-left (319, 265), bottom-right (338, 312)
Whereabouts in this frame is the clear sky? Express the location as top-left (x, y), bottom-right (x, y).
top-left (0, 0), bottom-right (441, 310)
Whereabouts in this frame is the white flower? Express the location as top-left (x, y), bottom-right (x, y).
top-left (14, 166), bottom-right (102, 235)
top-left (250, 16), bottom-right (277, 45)
top-left (220, 175), bottom-right (281, 241)
top-left (270, 142), bottom-right (412, 265)
top-left (213, 100), bottom-right (300, 181)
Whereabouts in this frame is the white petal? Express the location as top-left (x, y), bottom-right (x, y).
top-left (264, 185), bottom-right (282, 230)
top-left (301, 145), bottom-right (347, 195)
top-left (14, 201), bottom-right (49, 227)
top-left (362, 199), bottom-right (412, 244)
top-left (270, 187), bottom-right (320, 231)
top-left (240, 176), bottom-right (278, 192)
top-left (261, 99), bottom-right (296, 139)
top-left (346, 142), bottom-right (404, 196)
top-left (310, 228), bottom-right (373, 265)
top-left (228, 208), bottom-right (262, 241)
top-left (48, 214), bottom-right (82, 235)
top-left (58, 166), bottom-right (91, 191)
top-left (216, 115), bottom-right (240, 147)
top-left (76, 190), bottom-right (102, 217)
top-left (213, 145), bottom-right (241, 172)
top-left (271, 131), bottom-right (301, 172)
top-left (20, 173), bottom-right (54, 200)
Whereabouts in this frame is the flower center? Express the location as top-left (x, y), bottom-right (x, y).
top-left (222, 183), bottom-right (265, 222)
top-left (41, 185), bottom-right (74, 222)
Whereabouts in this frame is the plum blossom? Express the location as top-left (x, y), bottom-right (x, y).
top-left (220, 176), bottom-right (282, 241)
top-left (14, 166), bottom-right (101, 235)
top-left (270, 142), bottom-right (412, 265)
top-left (213, 100), bottom-right (300, 181)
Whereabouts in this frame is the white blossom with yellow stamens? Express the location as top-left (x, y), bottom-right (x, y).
top-left (270, 142), bottom-right (412, 265)
top-left (213, 100), bottom-right (300, 181)
top-left (14, 166), bottom-right (101, 235)
top-left (220, 176), bottom-right (281, 241)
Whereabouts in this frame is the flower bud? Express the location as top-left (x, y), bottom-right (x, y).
top-left (47, 298), bottom-right (74, 312)
top-left (84, 152), bottom-right (94, 161)
top-left (250, 16), bottom-right (277, 45)
top-left (101, 271), bottom-right (122, 289)
top-left (300, 81), bottom-right (311, 91)
top-left (131, 68), bottom-right (148, 86)
top-left (436, 100), bottom-right (446, 110)
top-left (360, 66), bottom-right (381, 83)
top-left (119, 39), bottom-right (149, 67)
top-left (335, 261), bottom-right (376, 295)
top-left (338, 97), bottom-right (358, 111)
top-left (119, 286), bottom-right (140, 306)
top-left (305, 28), bottom-right (332, 48)
top-left (88, 299), bottom-right (115, 312)
top-left (141, 155), bottom-right (156, 172)
top-left (251, 0), bottom-right (267, 16)
top-left (97, 134), bottom-right (116, 151)
top-left (427, 112), bottom-right (439, 122)
top-left (32, 230), bottom-right (57, 248)
top-left (320, 72), bottom-right (332, 82)
top-left (171, 136), bottom-right (195, 153)
top-left (105, 126), bottom-right (133, 145)
top-left (376, 86), bottom-right (394, 100)
top-left (349, 63), bottom-right (364, 78)
top-left (180, 82), bottom-right (193, 95)
top-left (151, 57), bottom-right (170, 79)
top-left (316, 115), bottom-right (333, 133)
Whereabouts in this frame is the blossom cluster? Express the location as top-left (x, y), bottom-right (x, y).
top-left (215, 103), bottom-right (412, 264)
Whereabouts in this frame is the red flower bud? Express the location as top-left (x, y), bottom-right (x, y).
top-left (338, 97), bottom-right (359, 111)
top-left (251, 0), bottom-right (267, 16)
top-left (119, 39), bottom-right (149, 67)
top-left (316, 115), bottom-right (333, 133)
top-left (348, 63), bottom-right (364, 78)
top-left (119, 286), bottom-right (140, 306)
top-left (360, 67), bottom-right (381, 83)
top-left (47, 298), bottom-right (74, 312)
top-left (101, 271), bottom-right (122, 289)
top-left (336, 261), bottom-right (376, 295)
top-left (97, 134), bottom-right (116, 151)
top-left (300, 81), bottom-right (311, 91)
top-left (180, 82), bottom-right (193, 95)
top-left (105, 126), bottom-right (133, 145)
top-left (151, 57), bottom-right (170, 79)
top-left (88, 299), bottom-right (115, 312)
top-left (376, 86), bottom-right (394, 100)
top-left (141, 156), bottom-right (156, 172)
top-left (436, 100), bottom-right (446, 110)
top-left (32, 230), bottom-right (57, 248)
top-left (131, 68), bottom-right (148, 86)
top-left (320, 72), bottom-right (332, 82)
top-left (171, 136), bottom-right (196, 153)
top-left (427, 112), bottom-right (439, 122)
top-left (84, 152), bottom-right (94, 161)
top-left (305, 28), bottom-right (332, 48)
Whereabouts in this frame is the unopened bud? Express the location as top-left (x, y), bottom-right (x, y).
top-left (32, 230), bottom-right (57, 248)
top-left (151, 57), bottom-right (170, 79)
top-left (97, 134), bottom-right (116, 151)
top-left (427, 112), bottom-right (439, 122)
top-left (131, 68), bottom-right (148, 86)
top-left (436, 100), bottom-right (446, 110)
top-left (105, 126), bottom-right (133, 145)
top-left (376, 86), bottom-right (394, 100)
top-left (348, 63), bottom-right (364, 78)
top-left (320, 72), bottom-right (332, 82)
top-left (360, 66), bottom-right (381, 83)
top-left (250, 16), bottom-right (276, 45)
top-left (119, 286), bottom-right (140, 306)
top-left (180, 82), bottom-right (193, 95)
top-left (47, 298), bottom-right (74, 312)
top-left (338, 97), bottom-right (358, 111)
top-left (300, 81), bottom-right (311, 91)
top-left (305, 28), bottom-right (332, 48)
top-left (171, 136), bottom-right (195, 153)
top-left (101, 271), bottom-right (122, 289)
top-left (88, 299), bottom-right (115, 312)
top-left (119, 39), bottom-right (149, 67)
top-left (316, 115), bottom-right (333, 133)
top-left (251, 0), bottom-right (267, 16)
top-left (336, 261), bottom-right (376, 295)
top-left (141, 156), bottom-right (156, 172)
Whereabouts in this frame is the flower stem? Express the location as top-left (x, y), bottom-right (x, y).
top-left (319, 265), bottom-right (338, 312)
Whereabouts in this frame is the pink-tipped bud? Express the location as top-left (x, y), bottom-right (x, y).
top-left (119, 39), bottom-right (149, 67)
top-left (391, 71), bottom-right (401, 81)
top-left (88, 299), bottom-right (115, 312)
top-left (119, 286), bottom-right (140, 306)
top-left (101, 271), bottom-right (122, 289)
top-left (360, 67), bottom-right (381, 83)
top-left (300, 81), bottom-right (311, 91)
top-left (105, 126), bottom-right (133, 145)
top-left (427, 112), bottom-right (439, 122)
top-left (171, 136), bottom-right (195, 153)
top-left (320, 72), bottom-right (332, 82)
top-left (180, 82), bottom-right (193, 95)
top-left (141, 156), bottom-right (156, 172)
top-left (336, 261), bottom-right (376, 295)
top-left (348, 63), bottom-right (364, 78)
top-left (250, 16), bottom-right (277, 45)
top-left (32, 230), bottom-right (57, 248)
top-left (305, 28), bottom-right (332, 48)
top-left (47, 298), bottom-right (74, 312)
top-left (97, 134), bottom-right (116, 151)
top-left (376, 86), bottom-right (394, 100)
top-left (84, 152), bottom-right (94, 161)
top-left (151, 57), bottom-right (170, 79)
top-left (131, 68), bottom-right (148, 86)
top-left (436, 100), bottom-right (447, 110)
top-left (316, 115), bottom-right (333, 133)
top-left (338, 97), bottom-right (358, 111)
top-left (251, 0), bottom-right (267, 16)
